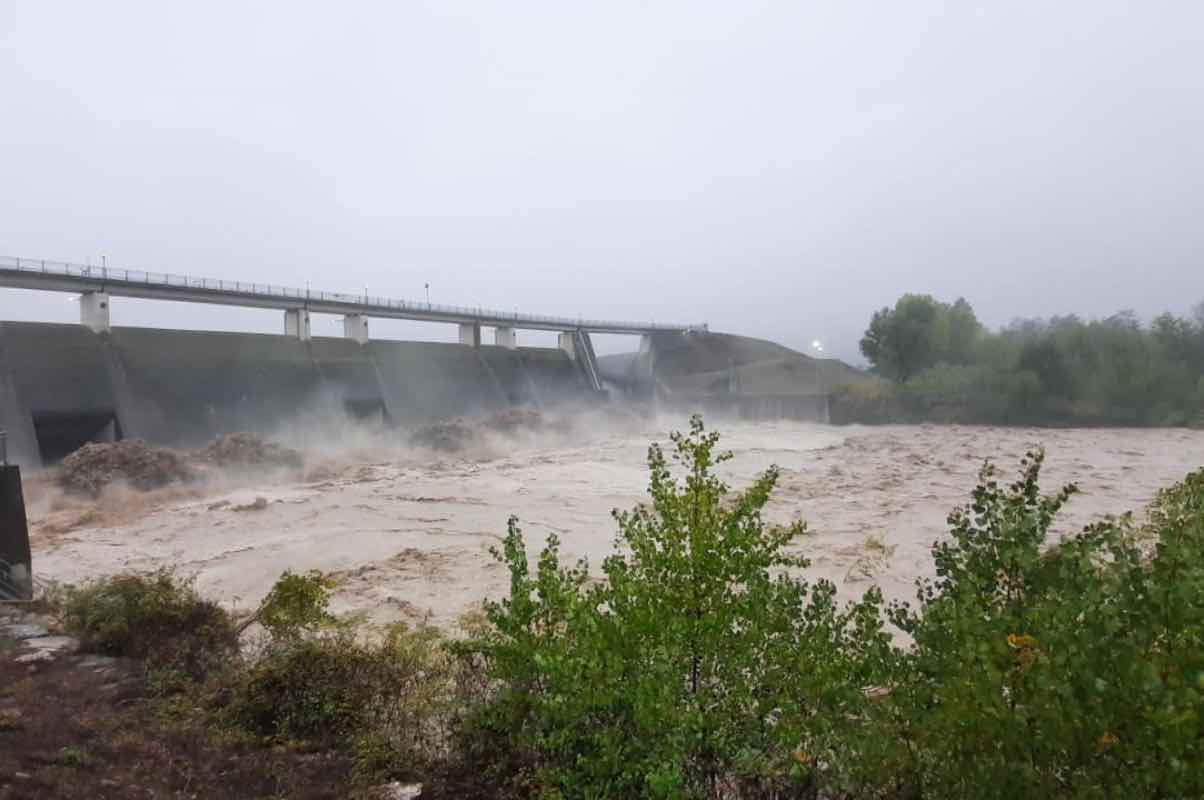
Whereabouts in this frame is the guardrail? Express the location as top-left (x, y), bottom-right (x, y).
top-left (0, 255), bottom-right (705, 334)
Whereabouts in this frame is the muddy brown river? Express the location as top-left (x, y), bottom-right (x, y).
top-left (26, 418), bottom-right (1204, 628)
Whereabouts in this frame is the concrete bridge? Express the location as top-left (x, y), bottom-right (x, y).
top-left (0, 256), bottom-right (705, 391)
top-left (0, 255), bottom-right (703, 392)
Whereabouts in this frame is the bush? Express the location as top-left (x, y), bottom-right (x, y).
top-left (62, 569), bottom-right (237, 679)
top-left (236, 568), bottom-right (338, 640)
top-left (878, 454), bottom-right (1204, 799)
top-left (832, 365), bottom-right (1046, 425)
top-left (228, 633), bottom-right (384, 743)
top-left (901, 364), bottom-right (1044, 424)
top-left (227, 622), bottom-right (460, 779)
top-left (461, 416), bottom-right (894, 798)
top-left (828, 380), bottom-right (902, 424)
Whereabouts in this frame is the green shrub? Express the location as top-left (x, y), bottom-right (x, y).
top-left (880, 454), bottom-right (1204, 799)
top-left (828, 380), bottom-right (902, 424)
top-left (55, 745), bottom-right (91, 768)
top-left (228, 633), bottom-right (383, 743)
top-left (236, 568), bottom-right (338, 639)
top-left (63, 569), bottom-right (237, 678)
top-left (228, 622), bottom-right (458, 779)
top-left (461, 416), bottom-right (895, 798)
top-left (901, 364), bottom-right (1045, 424)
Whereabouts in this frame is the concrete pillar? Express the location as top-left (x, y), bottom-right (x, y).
top-left (284, 308), bottom-right (311, 341)
top-left (458, 322), bottom-right (481, 347)
top-left (0, 465), bottom-right (33, 600)
top-left (343, 314), bottom-right (369, 344)
top-left (79, 291), bottom-right (110, 334)
top-left (558, 331), bottom-right (576, 358)
top-left (494, 327), bottom-right (517, 349)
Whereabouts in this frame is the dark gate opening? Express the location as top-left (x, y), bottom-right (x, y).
top-left (32, 411), bottom-right (122, 463)
top-left (343, 398), bottom-right (391, 426)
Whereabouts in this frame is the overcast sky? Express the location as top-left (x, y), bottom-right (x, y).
top-left (1, 1), bottom-right (1201, 361)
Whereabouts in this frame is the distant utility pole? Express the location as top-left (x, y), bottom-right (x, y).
top-left (425, 283), bottom-right (430, 305)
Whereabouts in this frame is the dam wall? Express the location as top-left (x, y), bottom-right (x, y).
top-left (0, 321), bottom-right (594, 468)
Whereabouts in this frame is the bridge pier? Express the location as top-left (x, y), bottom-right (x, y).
top-left (557, 331), bottom-right (575, 357)
top-left (284, 309), bottom-right (311, 341)
top-left (494, 327), bottom-right (517, 349)
top-left (80, 291), bottom-right (110, 334)
top-left (635, 333), bottom-right (656, 380)
top-left (458, 323), bottom-right (480, 347)
top-left (343, 314), bottom-right (369, 344)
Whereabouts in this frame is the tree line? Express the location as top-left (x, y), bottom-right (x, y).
top-left (836, 294), bottom-right (1204, 426)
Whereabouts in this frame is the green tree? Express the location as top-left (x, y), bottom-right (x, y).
top-left (846, 297), bottom-right (1204, 426)
top-left (463, 416), bottom-right (892, 798)
top-left (860, 294), bottom-right (983, 382)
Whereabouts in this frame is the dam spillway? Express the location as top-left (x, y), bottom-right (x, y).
top-left (0, 321), bottom-right (598, 468)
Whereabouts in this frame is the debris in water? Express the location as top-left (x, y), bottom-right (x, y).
top-left (481, 407), bottom-right (546, 435)
top-left (408, 419), bottom-right (478, 453)
top-left (59, 440), bottom-right (195, 496)
top-left (57, 433), bottom-right (303, 497)
top-left (194, 433), bottom-right (304, 471)
top-left (231, 496), bottom-right (269, 512)
top-left (408, 408), bottom-right (552, 452)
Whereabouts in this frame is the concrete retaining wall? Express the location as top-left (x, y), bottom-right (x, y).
top-left (0, 322), bottom-right (590, 467)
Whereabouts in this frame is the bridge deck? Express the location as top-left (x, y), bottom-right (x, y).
top-left (0, 256), bottom-right (701, 335)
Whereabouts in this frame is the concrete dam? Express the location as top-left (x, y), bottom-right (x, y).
top-left (0, 321), bottom-right (610, 468)
top-left (0, 255), bottom-right (839, 469)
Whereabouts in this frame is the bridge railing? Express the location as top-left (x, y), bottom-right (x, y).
top-left (0, 255), bottom-right (703, 333)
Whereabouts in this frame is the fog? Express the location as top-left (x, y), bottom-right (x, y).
top-left (1, 1), bottom-right (1201, 361)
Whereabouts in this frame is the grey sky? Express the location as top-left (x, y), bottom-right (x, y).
top-left (2, 1), bottom-right (1201, 361)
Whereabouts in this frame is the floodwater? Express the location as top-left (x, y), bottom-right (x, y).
top-left (27, 417), bottom-right (1204, 628)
